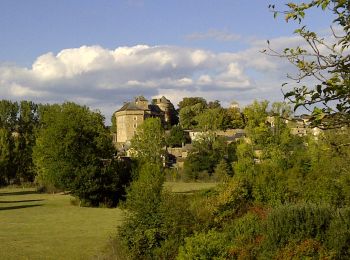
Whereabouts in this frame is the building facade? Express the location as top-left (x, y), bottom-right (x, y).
top-left (114, 96), bottom-right (176, 147)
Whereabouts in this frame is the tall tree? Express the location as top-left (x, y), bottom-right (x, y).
top-left (131, 118), bottom-right (165, 165)
top-left (33, 102), bottom-right (114, 190)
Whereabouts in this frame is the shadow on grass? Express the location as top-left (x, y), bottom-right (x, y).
top-left (0, 190), bottom-right (39, 196)
top-left (0, 199), bottom-right (45, 203)
top-left (0, 204), bottom-right (43, 211)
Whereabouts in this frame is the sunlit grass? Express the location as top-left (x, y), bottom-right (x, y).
top-left (164, 182), bottom-right (218, 193)
top-left (0, 187), bottom-right (124, 260)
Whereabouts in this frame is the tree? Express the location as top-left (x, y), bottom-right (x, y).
top-left (131, 118), bottom-right (165, 165)
top-left (0, 128), bottom-right (12, 185)
top-left (243, 100), bottom-right (271, 146)
top-left (166, 125), bottom-right (188, 147)
top-left (33, 102), bottom-right (115, 191)
top-left (226, 106), bottom-right (246, 129)
top-left (194, 107), bottom-right (230, 131)
top-left (268, 0), bottom-right (350, 129)
top-left (15, 101), bottom-right (39, 182)
top-left (178, 97), bottom-right (207, 111)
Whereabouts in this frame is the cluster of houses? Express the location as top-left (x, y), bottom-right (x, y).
top-left (112, 96), bottom-right (322, 168)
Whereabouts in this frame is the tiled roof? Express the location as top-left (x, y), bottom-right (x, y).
top-left (116, 102), bottom-right (145, 112)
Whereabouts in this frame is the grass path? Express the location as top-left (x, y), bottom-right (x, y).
top-left (0, 188), bottom-right (124, 260)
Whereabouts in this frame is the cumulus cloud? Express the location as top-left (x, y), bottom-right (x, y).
top-left (0, 41), bottom-right (300, 121)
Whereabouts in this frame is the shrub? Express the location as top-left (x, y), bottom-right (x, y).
top-left (326, 207), bottom-right (350, 258)
top-left (177, 230), bottom-right (229, 260)
top-left (263, 203), bottom-right (333, 253)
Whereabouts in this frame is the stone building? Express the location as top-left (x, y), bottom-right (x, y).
top-left (114, 96), bottom-right (176, 147)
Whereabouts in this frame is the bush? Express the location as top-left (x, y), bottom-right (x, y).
top-left (177, 230), bottom-right (229, 260)
top-left (263, 203), bottom-right (333, 253)
top-left (326, 207), bottom-right (350, 258)
top-left (70, 159), bottom-right (131, 207)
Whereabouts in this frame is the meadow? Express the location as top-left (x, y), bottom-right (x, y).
top-left (0, 187), bottom-right (123, 260)
top-left (0, 182), bottom-right (215, 259)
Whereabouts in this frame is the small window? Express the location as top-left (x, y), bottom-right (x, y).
top-left (133, 123), bottom-right (137, 128)
top-left (133, 116), bottom-right (137, 121)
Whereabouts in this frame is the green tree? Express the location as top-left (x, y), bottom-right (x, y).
top-left (194, 107), bottom-right (230, 131)
top-left (131, 118), bottom-right (165, 164)
top-left (0, 100), bottom-right (19, 131)
top-left (179, 102), bottom-right (207, 129)
top-left (33, 102), bottom-right (114, 191)
top-left (178, 97), bottom-right (207, 111)
top-left (244, 100), bottom-right (270, 146)
top-left (120, 162), bottom-right (165, 258)
top-left (0, 128), bottom-right (12, 185)
top-left (166, 125), bottom-right (188, 147)
top-left (15, 101), bottom-right (39, 182)
top-left (226, 106), bottom-right (246, 129)
top-left (268, 0), bottom-right (350, 128)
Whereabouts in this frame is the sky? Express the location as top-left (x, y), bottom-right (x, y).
top-left (0, 0), bottom-right (335, 122)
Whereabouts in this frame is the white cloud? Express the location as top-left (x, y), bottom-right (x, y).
top-left (0, 40), bottom-right (303, 121)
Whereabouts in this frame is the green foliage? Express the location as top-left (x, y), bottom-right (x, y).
top-left (184, 134), bottom-right (229, 180)
top-left (0, 100), bottom-right (39, 185)
top-left (326, 208), bottom-right (350, 258)
top-left (194, 107), bottom-right (230, 131)
top-left (226, 106), bottom-right (246, 129)
top-left (33, 102), bottom-right (115, 194)
top-left (178, 97), bottom-right (207, 111)
top-left (70, 159), bottom-right (132, 207)
top-left (269, 0), bottom-right (350, 128)
top-left (177, 230), bottom-right (228, 260)
top-left (0, 128), bottom-right (12, 185)
top-left (213, 159), bottom-right (232, 182)
top-left (131, 118), bottom-right (165, 164)
top-left (166, 125), bottom-right (188, 147)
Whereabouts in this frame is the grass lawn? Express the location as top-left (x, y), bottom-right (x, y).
top-left (0, 182), bottom-right (215, 259)
top-left (164, 181), bottom-right (218, 193)
top-left (0, 187), bottom-right (124, 260)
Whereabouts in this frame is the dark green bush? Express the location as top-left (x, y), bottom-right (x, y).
top-left (326, 208), bottom-right (350, 258)
top-left (263, 203), bottom-right (333, 252)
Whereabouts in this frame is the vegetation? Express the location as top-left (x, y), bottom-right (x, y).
top-left (1, 2), bottom-right (349, 254)
top-left (0, 187), bottom-right (124, 259)
top-left (268, 0), bottom-right (350, 128)
top-left (33, 102), bottom-right (131, 206)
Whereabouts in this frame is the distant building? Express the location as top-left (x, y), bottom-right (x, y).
top-left (113, 96), bottom-right (176, 147)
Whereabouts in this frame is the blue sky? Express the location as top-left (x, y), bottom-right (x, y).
top-left (0, 0), bottom-right (334, 120)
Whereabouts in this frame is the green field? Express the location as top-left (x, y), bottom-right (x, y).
top-left (0, 182), bottom-right (216, 259)
top-left (164, 182), bottom-right (218, 193)
top-left (0, 187), bottom-right (124, 260)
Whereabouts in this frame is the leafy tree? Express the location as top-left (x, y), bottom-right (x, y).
top-left (268, 0), bottom-right (350, 128)
top-left (179, 102), bottom-right (207, 129)
top-left (33, 102), bottom-right (114, 191)
top-left (15, 101), bottom-right (39, 182)
top-left (131, 118), bottom-right (165, 164)
top-left (243, 100), bottom-right (270, 146)
top-left (119, 162), bottom-right (165, 258)
top-left (0, 128), bottom-right (12, 185)
top-left (184, 134), bottom-right (228, 179)
top-left (213, 159), bottom-right (232, 182)
top-left (194, 107), bottom-right (230, 131)
top-left (71, 158), bottom-right (132, 207)
top-left (0, 100), bottom-right (19, 131)
top-left (178, 97), bottom-right (207, 111)
top-left (166, 125), bottom-right (188, 147)
top-left (226, 106), bottom-right (246, 129)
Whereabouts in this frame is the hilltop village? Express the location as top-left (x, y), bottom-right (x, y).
top-left (112, 95), bottom-right (322, 170)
